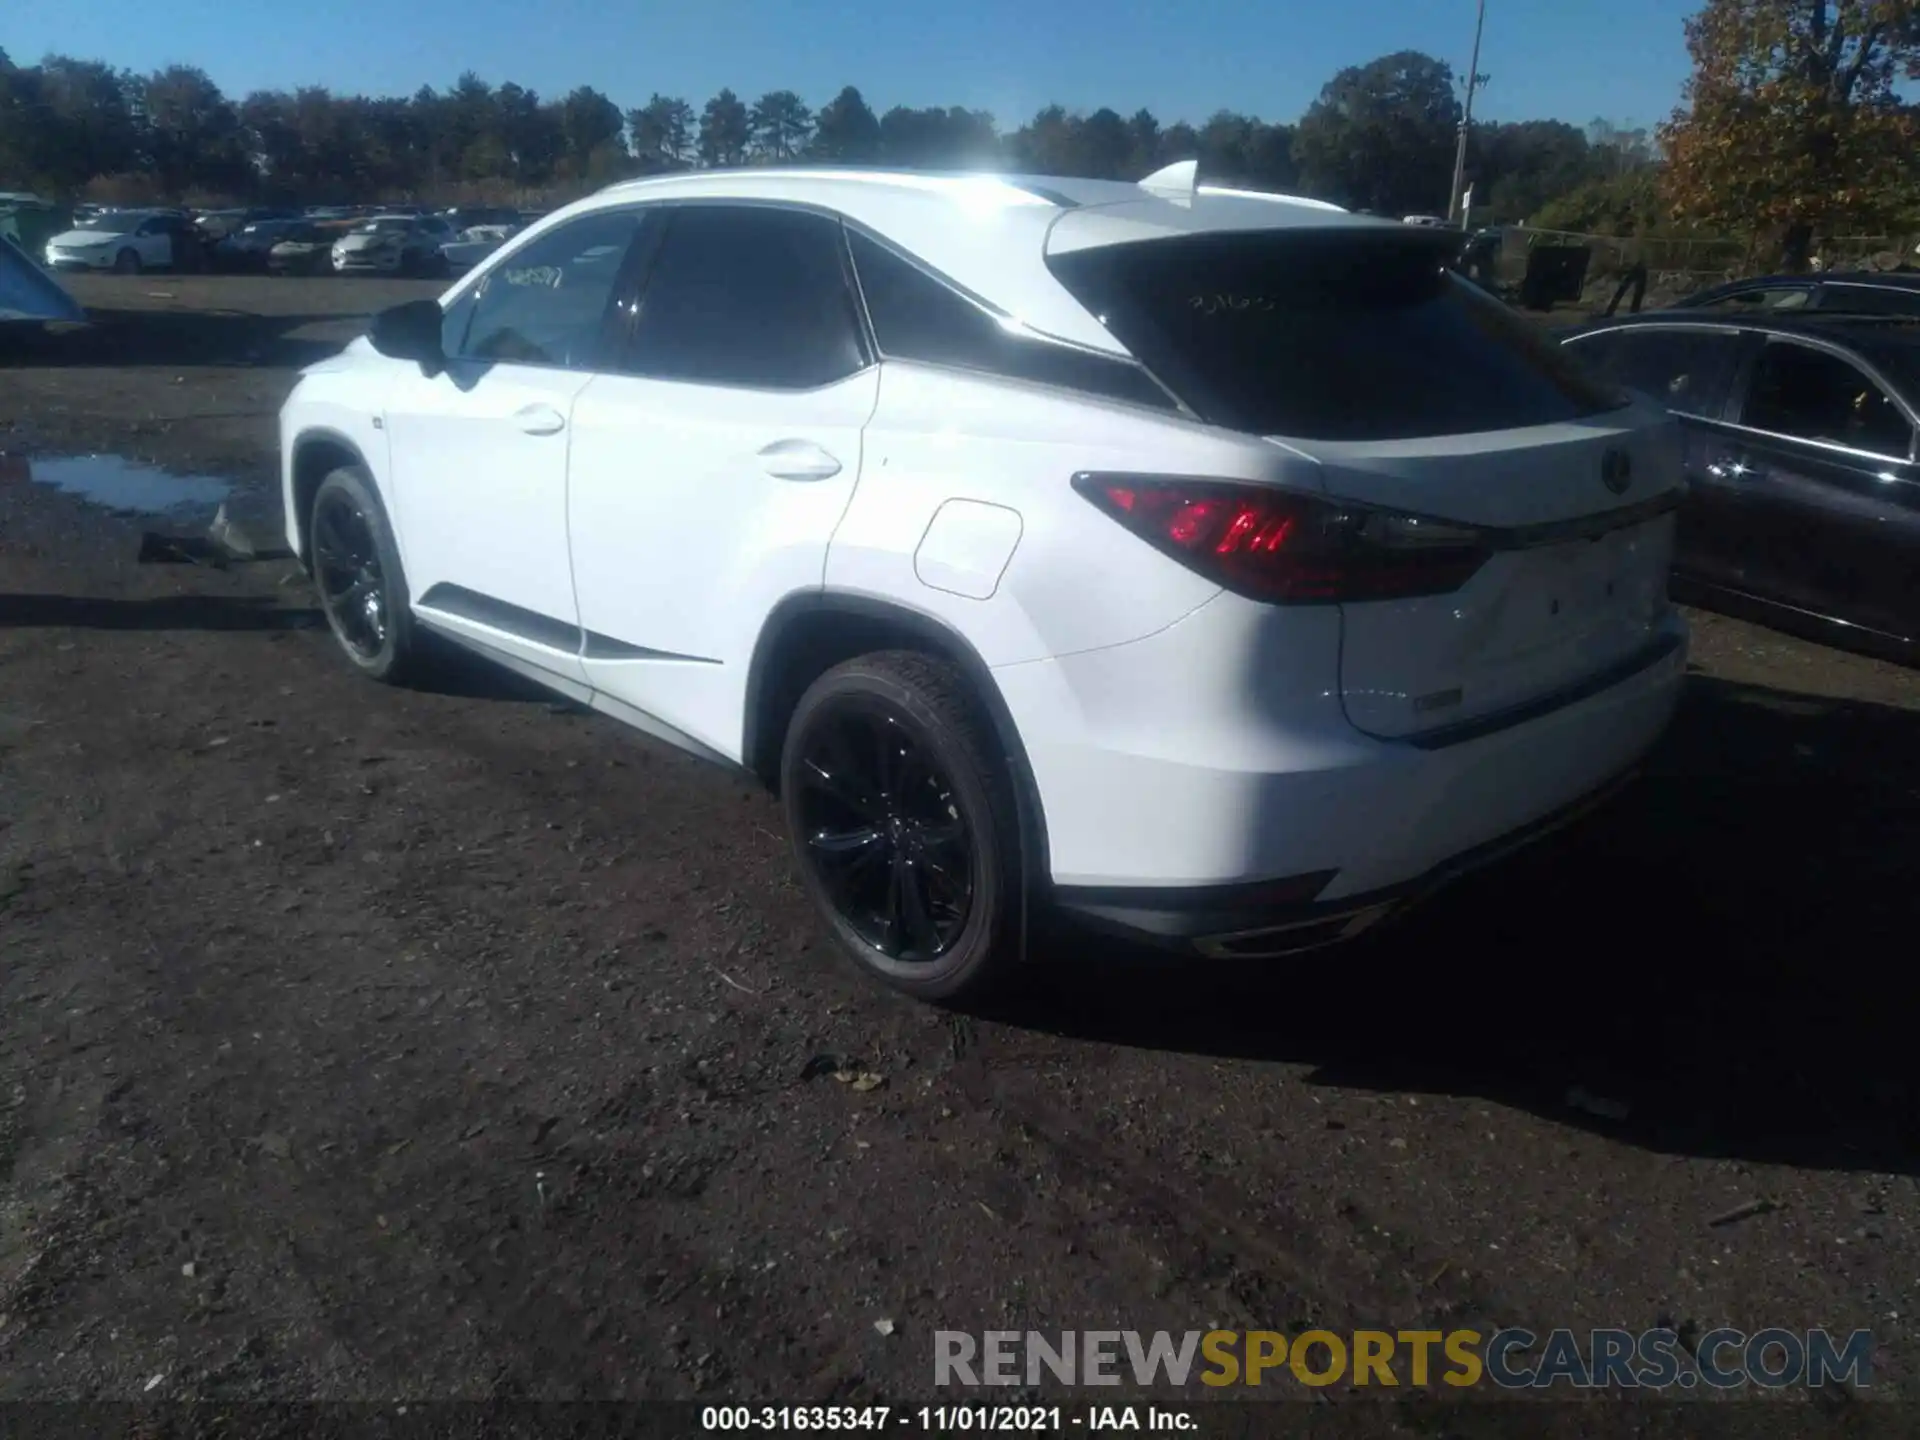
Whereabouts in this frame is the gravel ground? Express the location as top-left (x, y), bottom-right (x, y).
top-left (1, 275), bottom-right (1917, 1421)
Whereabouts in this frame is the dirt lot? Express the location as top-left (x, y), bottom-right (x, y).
top-left (3, 274), bottom-right (1919, 1416)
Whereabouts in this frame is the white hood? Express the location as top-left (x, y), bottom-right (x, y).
top-left (48, 227), bottom-right (130, 248)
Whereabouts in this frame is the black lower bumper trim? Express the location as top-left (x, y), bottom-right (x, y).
top-left (1052, 762), bottom-right (1643, 954)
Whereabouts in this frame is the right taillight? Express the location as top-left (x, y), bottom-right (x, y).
top-left (1072, 473), bottom-right (1492, 604)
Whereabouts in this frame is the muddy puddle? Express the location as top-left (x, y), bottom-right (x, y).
top-left (0, 452), bottom-right (233, 514)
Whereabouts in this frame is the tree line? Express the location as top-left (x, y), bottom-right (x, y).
top-left (0, 47), bottom-right (1655, 224)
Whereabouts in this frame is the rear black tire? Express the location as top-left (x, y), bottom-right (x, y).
top-left (309, 465), bottom-right (418, 684)
top-left (781, 651), bottom-right (1023, 1004)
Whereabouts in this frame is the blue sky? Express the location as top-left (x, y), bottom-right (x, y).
top-left (6, 0), bottom-right (1699, 133)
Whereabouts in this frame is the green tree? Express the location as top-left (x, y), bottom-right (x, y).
top-left (140, 66), bottom-right (249, 197)
top-left (1292, 50), bottom-right (1460, 214)
top-left (1661, 0), bottom-right (1920, 256)
top-left (559, 85), bottom-right (626, 177)
top-left (750, 89), bottom-right (814, 162)
top-left (627, 93), bottom-right (694, 171)
top-left (698, 88), bottom-right (751, 167)
top-left (810, 85), bottom-right (881, 162)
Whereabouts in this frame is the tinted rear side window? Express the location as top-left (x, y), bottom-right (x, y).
top-left (1564, 327), bottom-right (1744, 416)
top-left (624, 206), bottom-right (867, 390)
top-left (1047, 231), bottom-right (1627, 440)
top-left (846, 229), bottom-right (1176, 411)
top-left (1820, 284), bottom-right (1920, 317)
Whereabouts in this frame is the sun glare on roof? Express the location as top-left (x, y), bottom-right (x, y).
top-left (950, 175), bottom-right (1049, 217)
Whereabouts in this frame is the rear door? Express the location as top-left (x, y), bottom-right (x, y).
top-left (1714, 336), bottom-right (1920, 640)
top-left (1047, 226), bottom-right (1687, 741)
top-left (565, 204), bottom-right (879, 758)
top-left (1560, 323), bottom-right (1753, 589)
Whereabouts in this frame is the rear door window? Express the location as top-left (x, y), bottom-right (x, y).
top-left (1696, 285), bottom-right (1813, 312)
top-left (622, 206), bottom-right (867, 390)
top-left (1819, 284), bottom-right (1920, 317)
top-left (1741, 340), bottom-right (1914, 459)
top-left (1048, 230), bottom-right (1626, 440)
top-left (1564, 327), bottom-right (1745, 416)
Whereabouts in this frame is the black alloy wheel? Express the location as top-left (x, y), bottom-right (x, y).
top-left (781, 651), bottom-right (1023, 1002)
top-left (794, 697), bottom-right (976, 964)
top-left (308, 466), bottom-right (417, 682)
top-left (313, 487), bottom-right (389, 661)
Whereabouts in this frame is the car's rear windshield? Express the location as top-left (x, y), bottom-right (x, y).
top-left (1046, 229), bottom-right (1628, 441)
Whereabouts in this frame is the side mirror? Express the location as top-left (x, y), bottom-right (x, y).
top-left (368, 299), bottom-right (445, 373)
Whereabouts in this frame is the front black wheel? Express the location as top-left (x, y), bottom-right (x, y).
top-left (310, 465), bottom-right (417, 683)
top-left (781, 651), bottom-right (1023, 1003)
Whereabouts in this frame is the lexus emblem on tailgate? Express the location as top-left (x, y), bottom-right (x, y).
top-left (1601, 449), bottom-right (1633, 495)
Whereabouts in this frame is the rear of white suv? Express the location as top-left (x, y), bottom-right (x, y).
top-left (279, 170), bottom-right (1685, 1003)
top-left (836, 207), bottom-right (1685, 963)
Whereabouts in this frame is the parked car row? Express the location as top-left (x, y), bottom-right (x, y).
top-left (42, 203), bottom-right (537, 278)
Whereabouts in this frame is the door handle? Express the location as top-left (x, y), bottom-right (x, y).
top-left (513, 403), bottom-right (567, 436)
top-left (757, 439), bottom-right (842, 482)
top-left (1705, 458), bottom-right (1754, 481)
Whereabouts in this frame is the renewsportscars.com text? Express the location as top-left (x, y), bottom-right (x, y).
top-left (934, 1328), bottom-right (1873, 1390)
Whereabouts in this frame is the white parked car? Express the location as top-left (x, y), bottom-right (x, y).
top-left (278, 163), bottom-right (1688, 1001)
top-left (332, 215), bottom-right (453, 276)
top-left (440, 222), bottom-right (521, 274)
top-left (44, 209), bottom-right (180, 273)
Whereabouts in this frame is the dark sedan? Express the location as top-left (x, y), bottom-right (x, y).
top-left (1561, 311), bottom-right (1920, 663)
top-left (1674, 270), bottom-right (1920, 318)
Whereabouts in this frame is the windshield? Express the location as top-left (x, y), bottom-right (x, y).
top-left (1048, 229), bottom-right (1628, 441)
top-left (73, 213), bottom-right (130, 232)
top-left (356, 219), bottom-right (411, 235)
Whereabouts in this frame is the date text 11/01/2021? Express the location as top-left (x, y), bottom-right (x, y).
top-left (700, 1406), bottom-right (1194, 1432)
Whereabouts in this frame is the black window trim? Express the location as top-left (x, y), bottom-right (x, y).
top-left (1725, 330), bottom-right (1920, 466)
top-left (1562, 320), bottom-right (1752, 423)
top-left (840, 218), bottom-right (1192, 417)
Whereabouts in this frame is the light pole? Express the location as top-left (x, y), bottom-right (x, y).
top-left (1446, 0), bottom-right (1487, 225)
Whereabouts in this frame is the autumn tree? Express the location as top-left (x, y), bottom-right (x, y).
top-left (1661, 0), bottom-right (1920, 263)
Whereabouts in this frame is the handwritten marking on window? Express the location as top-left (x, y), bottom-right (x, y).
top-left (1189, 293), bottom-right (1277, 315)
top-left (502, 265), bottom-right (564, 288)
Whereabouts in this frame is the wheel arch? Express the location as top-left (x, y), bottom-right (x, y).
top-left (288, 428), bottom-right (373, 568)
top-left (744, 591), bottom-right (1052, 892)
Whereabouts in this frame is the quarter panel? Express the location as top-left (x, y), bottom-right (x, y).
top-left (825, 362), bottom-right (1308, 666)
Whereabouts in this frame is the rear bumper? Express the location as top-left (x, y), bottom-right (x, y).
top-left (1053, 760), bottom-right (1642, 957)
top-left (996, 592), bottom-right (1687, 951)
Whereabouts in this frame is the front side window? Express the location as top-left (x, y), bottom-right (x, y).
top-left (1049, 230), bottom-right (1628, 441)
top-left (847, 229), bottom-right (1175, 410)
top-left (1566, 327), bottom-right (1744, 416)
top-left (454, 209), bottom-right (648, 369)
top-left (623, 206), bottom-right (867, 390)
top-left (1742, 341), bottom-right (1913, 458)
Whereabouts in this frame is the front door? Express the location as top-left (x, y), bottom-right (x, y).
top-left (382, 207), bottom-right (650, 684)
top-left (565, 203), bottom-right (879, 761)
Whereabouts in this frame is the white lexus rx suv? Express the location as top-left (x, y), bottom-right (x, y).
top-left (278, 163), bottom-right (1688, 1002)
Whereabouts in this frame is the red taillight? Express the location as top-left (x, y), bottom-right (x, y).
top-left (1072, 474), bottom-right (1491, 604)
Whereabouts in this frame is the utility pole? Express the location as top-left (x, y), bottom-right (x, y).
top-left (1447, 0), bottom-right (1487, 225)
